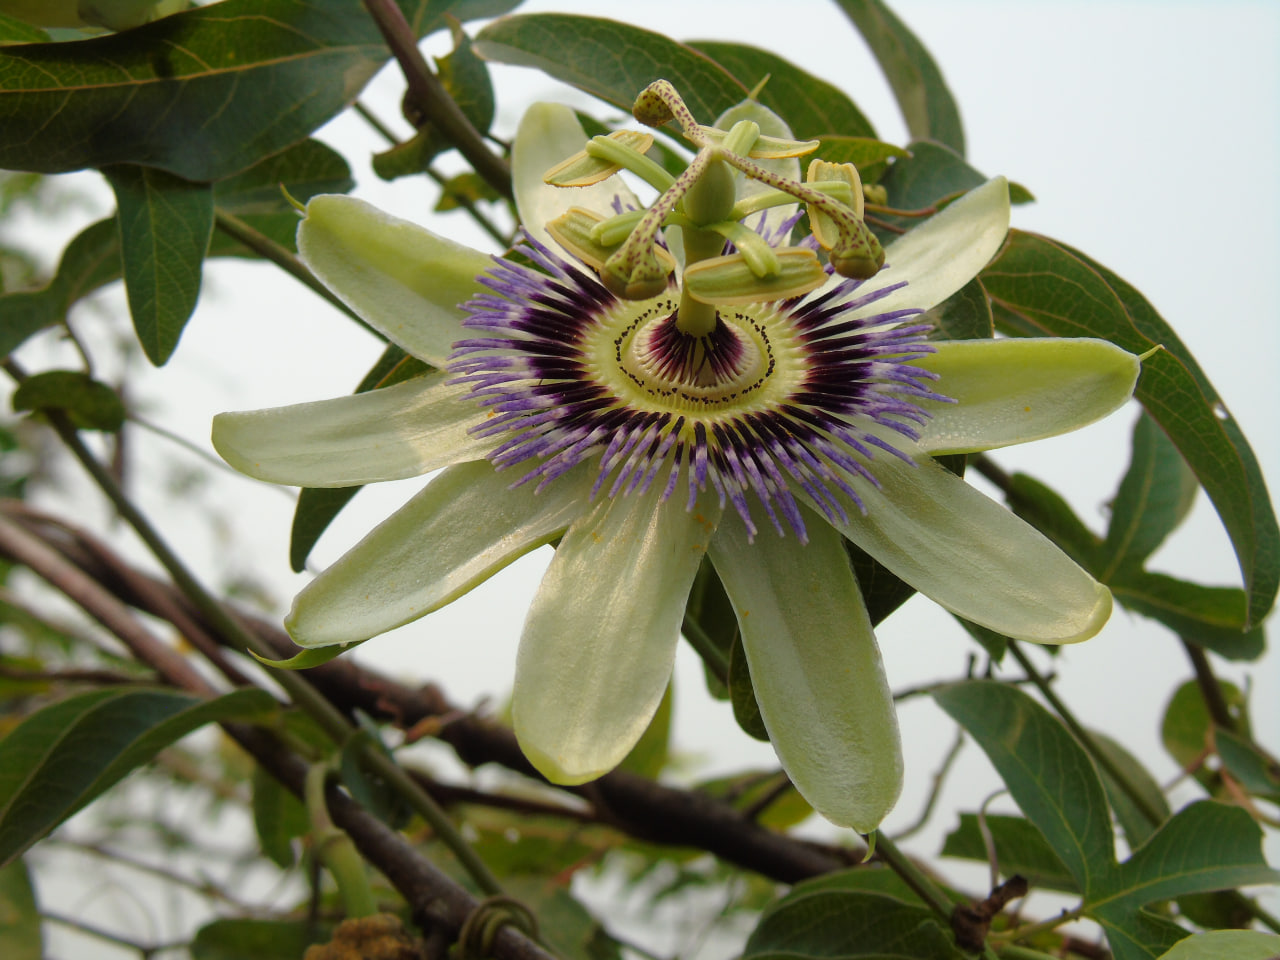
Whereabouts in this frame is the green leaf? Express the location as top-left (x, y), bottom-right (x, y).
top-left (340, 732), bottom-right (412, 830)
top-left (374, 25), bottom-right (495, 180)
top-left (1088, 801), bottom-right (1280, 960)
top-left (0, 218), bottom-right (119, 357)
top-left (210, 138), bottom-right (354, 255)
top-left (1215, 728), bottom-right (1280, 802)
top-left (875, 141), bottom-right (984, 232)
top-left (190, 918), bottom-right (329, 960)
top-left (0, 0), bottom-right (483, 179)
top-left (501, 876), bottom-right (623, 960)
top-left (619, 681), bottom-right (672, 778)
top-left (290, 489), bottom-right (361, 575)
top-left (475, 14), bottom-right (748, 122)
top-left (832, 0), bottom-right (965, 154)
top-left (814, 135), bottom-right (908, 183)
top-left (0, 687), bottom-right (275, 867)
top-left (466, 811), bottom-right (612, 880)
top-left (728, 633), bottom-right (769, 742)
top-left (1174, 891), bottom-right (1256, 931)
top-left (0, 13), bottom-right (48, 44)
top-left (1099, 412), bottom-right (1198, 576)
top-left (955, 617), bottom-right (1007, 661)
top-left (1160, 679), bottom-right (1245, 773)
top-left (1090, 732), bottom-right (1170, 849)
top-left (845, 540), bottom-right (917, 626)
top-left (103, 164), bottom-right (214, 365)
top-left (249, 642), bottom-right (363, 671)
top-left (1111, 572), bottom-right (1264, 661)
top-left (434, 171), bottom-right (503, 212)
top-left (928, 277), bottom-right (993, 342)
top-left (937, 683), bottom-right (1279, 960)
top-left (288, 345), bottom-right (432, 572)
top-left (0, 140), bottom-right (352, 359)
top-left (251, 766), bottom-right (308, 870)
top-left (11, 370), bottom-right (125, 431)
top-left (0, 859), bottom-right (40, 960)
top-left (684, 555), bottom-right (738, 698)
top-left (941, 813), bottom-right (1077, 893)
top-left (744, 889), bottom-right (965, 959)
top-left (1156, 930), bottom-right (1280, 960)
top-left (697, 771), bottom-right (812, 831)
top-left (998, 470), bottom-right (1261, 660)
top-left (933, 681), bottom-right (1114, 896)
top-left (983, 231), bottom-right (1279, 628)
top-left (688, 41), bottom-right (876, 139)
top-left (785, 865), bottom-right (924, 904)
top-left (1004, 472), bottom-right (1103, 569)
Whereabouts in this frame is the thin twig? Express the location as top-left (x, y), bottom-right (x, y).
top-left (738, 772), bottom-right (795, 821)
top-left (1181, 639), bottom-right (1237, 732)
top-left (4, 361), bottom-right (507, 901)
top-left (354, 99), bottom-right (512, 249)
top-left (0, 504), bottom-right (550, 959)
top-left (1008, 642), bottom-right (1165, 825)
top-left (872, 832), bottom-right (955, 920)
top-left (892, 727), bottom-right (964, 842)
top-left (41, 911), bottom-right (184, 958)
top-left (361, 0), bottom-right (512, 199)
top-left (15, 504), bottom-right (846, 884)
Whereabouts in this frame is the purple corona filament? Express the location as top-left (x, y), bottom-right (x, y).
top-left (449, 233), bottom-right (949, 543)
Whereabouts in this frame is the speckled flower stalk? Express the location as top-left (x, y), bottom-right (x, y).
top-left (213, 88), bottom-right (1141, 832)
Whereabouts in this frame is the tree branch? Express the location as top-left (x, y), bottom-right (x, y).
top-left (1, 500), bottom-right (848, 884)
top-left (361, 0), bottom-right (513, 200)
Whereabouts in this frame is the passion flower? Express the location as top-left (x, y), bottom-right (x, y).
top-left (213, 88), bottom-right (1139, 831)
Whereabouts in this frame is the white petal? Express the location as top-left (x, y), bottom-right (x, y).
top-left (297, 195), bottom-right (491, 367)
top-left (512, 103), bottom-right (640, 251)
top-left (212, 371), bottom-right (490, 487)
top-left (286, 460), bottom-right (592, 647)
top-left (513, 487), bottom-right (721, 784)
top-left (822, 457), bottom-right (1112, 644)
top-left (914, 338), bottom-right (1140, 454)
top-left (709, 509), bottom-right (902, 833)
top-left (826, 176), bottom-right (1010, 316)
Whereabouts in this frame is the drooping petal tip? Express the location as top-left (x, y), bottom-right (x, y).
top-left (1043, 580), bottom-right (1114, 646)
top-left (297, 195), bottom-right (490, 368)
top-left (511, 487), bottom-right (720, 788)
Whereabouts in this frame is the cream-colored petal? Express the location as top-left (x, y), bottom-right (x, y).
top-left (297, 195), bottom-right (491, 367)
top-left (513, 103), bottom-right (640, 251)
top-left (212, 371), bottom-right (489, 487)
top-left (709, 509), bottom-right (902, 833)
top-left (824, 176), bottom-right (1010, 316)
top-left (914, 338), bottom-right (1140, 454)
top-left (822, 458), bottom-right (1112, 644)
top-left (286, 460), bottom-right (592, 647)
top-left (513, 487), bottom-right (721, 784)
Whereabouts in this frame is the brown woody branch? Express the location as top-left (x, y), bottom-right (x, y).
top-left (0, 500), bottom-right (847, 884)
top-left (0, 507), bottom-right (553, 960)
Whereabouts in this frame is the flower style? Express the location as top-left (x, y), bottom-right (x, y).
top-left (213, 89), bottom-right (1140, 832)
